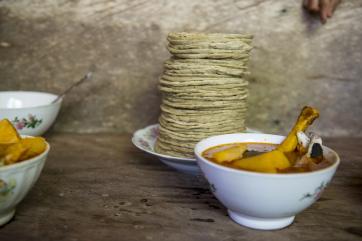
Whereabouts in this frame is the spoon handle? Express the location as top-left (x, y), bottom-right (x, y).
top-left (52, 66), bottom-right (95, 104)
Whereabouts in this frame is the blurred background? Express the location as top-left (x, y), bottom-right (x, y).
top-left (0, 0), bottom-right (361, 136)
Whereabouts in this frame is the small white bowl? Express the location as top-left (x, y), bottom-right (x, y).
top-left (0, 139), bottom-right (50, 226)
top-left (0, 91), bottom-right (62, 136)
top-left (195, 133), bottom-right (340, 230)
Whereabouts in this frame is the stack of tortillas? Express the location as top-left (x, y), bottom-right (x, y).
top-left (155, 32), bottom-right (253, 158)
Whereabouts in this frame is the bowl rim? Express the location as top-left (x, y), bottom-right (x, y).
top-left (0, 137), bottom-right (50, 172)
top-left (195, 133), bottom-right (340, 178)
top-left (0, 91), bottom-right (62, 110)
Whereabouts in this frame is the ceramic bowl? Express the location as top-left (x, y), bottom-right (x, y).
top-left (195, 133), bottom-right (340, 230)
top-left (0, 139), bottom-right (50, 226)
top-left (0, 91), bottom-right (62, 136)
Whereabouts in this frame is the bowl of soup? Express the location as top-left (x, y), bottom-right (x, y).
top-left (195, 133), bottom-right (340, 230)
top-left (0, 91), bottom-right (62, 136)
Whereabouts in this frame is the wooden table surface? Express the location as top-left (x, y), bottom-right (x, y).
top-left (0, 134), bottom-right (361, 241)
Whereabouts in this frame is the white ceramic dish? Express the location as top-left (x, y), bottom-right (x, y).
top-left (195, 133), bottom-right (340, 230)
top-left (0, 91), bottom-right (62, 136)
top-left (0, 138), bottom-right (50, 226)
top-left (132, 124), bottom-right (260, 175)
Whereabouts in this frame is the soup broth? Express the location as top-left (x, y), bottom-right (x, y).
top-left (202, 142), bottom-right (333, 173)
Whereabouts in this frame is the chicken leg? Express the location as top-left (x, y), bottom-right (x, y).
top-left (231, 106), bottom-right (320, 173)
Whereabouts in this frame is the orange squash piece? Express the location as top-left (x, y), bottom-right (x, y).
top-left (19, 137), bottom-right (47, 161)
top-left (3, 142), bottom-right (28, 165)
top-left (213, 144), bottom-right (247, 164)
top-left (0, 119), bottom-right (47, 166)
top-left (0, 119), bottom-right (21, 145)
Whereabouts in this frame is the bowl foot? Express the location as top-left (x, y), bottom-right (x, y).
top-left (0, 209), bottom-right (15, 226)
top-left (228, 210), bottom-right (295, 230)
top-left (159, 159), bottom-right (200, 175)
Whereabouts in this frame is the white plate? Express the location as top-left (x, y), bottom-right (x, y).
top-left (132, 124), bottom-right (261, 175)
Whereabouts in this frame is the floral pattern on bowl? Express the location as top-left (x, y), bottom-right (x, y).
top-left (12, 114), bottom-right (43, 130)
top-left (136, 124), bottom-right (159, 152)
top-left (0, 178), bottom-right (16, 203)
top-left (300, 181), bottom-right (329, 201)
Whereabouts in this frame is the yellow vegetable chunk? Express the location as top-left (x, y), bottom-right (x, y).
top-left (0, 119), bottom-right (47, 166)
top-left (232, 150), bottom-right (290, 173)
top-left (0, 145), bottom-right (6, 157)
top-left (19, 137), bottom-right (47, 161)
top-left (213, 144), bottom-right (247, 163)
top-left (0, 119), bottom-right (21, 145)
top-left (3, 142), bottom-right (28, 165)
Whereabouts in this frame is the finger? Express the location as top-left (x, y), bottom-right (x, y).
top-left (330, 0), bottom-right (341, 14)
top-left (308, 0), bottom-right (320, 12)
top-left (324, 0), bottom-right (340, 17)
top-left (325, 1), bottom-right (334, 17)
top-left (320, 0), bottom-right (329, 23)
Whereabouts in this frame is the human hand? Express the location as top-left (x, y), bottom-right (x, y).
top-left (303, 0), bottom-right (341, 24)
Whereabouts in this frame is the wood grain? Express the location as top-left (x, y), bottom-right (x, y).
top-left (0, 134), bottom-right (361, 240)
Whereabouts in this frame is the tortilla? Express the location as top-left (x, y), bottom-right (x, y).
top-left (154, 32), bottom-right (252, 158)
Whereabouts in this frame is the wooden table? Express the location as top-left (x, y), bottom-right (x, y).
top-left (0, 134), bottom-right (361, 241)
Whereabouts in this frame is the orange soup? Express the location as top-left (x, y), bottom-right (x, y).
top-left (202, 142), bottom-right (333, 173)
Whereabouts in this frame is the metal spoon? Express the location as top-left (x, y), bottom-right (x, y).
top-left (51, 65), bottom-right (95, 104)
